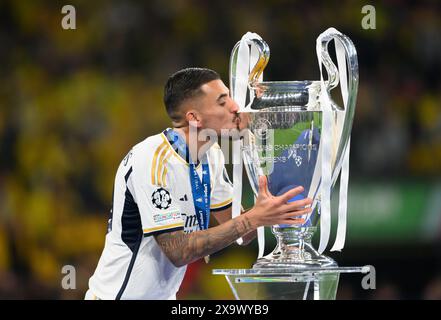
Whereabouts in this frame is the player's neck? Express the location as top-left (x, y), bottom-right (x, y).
top-left (173, 126), bottom-right (213, 162)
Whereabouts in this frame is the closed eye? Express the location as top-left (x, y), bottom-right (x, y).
top-left (216, 93), bottom-right (229, 106)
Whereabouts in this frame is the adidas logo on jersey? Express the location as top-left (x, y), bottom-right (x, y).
top-left (179, 194), bottom-right (188, 201)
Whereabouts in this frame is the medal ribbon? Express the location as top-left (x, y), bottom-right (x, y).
top-left (164, 129), bottom-right (211, 231)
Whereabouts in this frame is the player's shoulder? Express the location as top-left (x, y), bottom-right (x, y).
top-left (122, 131), bottom-right (168, 172)
top-left (133, 132), bottom-right (164, 150)
top-left (130, 130), bottom-right (177, 187)
top-left (130, 132), bottom-right (169, 160)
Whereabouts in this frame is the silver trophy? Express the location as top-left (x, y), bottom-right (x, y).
top-left (230, 28), bottom-right (359, 269)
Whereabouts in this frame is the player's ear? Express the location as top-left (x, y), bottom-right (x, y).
top-left (185, 111), bottom-right (202, 128)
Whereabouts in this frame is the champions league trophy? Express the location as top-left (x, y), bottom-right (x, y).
top-left (213, 28), bottom-right (366, 300)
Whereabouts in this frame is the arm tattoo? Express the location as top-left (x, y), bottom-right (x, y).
top-left (154, 215), bottom-right (254, 267)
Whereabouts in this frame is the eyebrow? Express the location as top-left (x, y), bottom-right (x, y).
top-left (216, 93), bottom-right (229, 102)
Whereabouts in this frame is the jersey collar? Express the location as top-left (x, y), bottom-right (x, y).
top-left (163, 128), bottom-right (204, 166)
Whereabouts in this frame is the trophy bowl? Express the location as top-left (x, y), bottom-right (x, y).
top-left (243, 82), bottom-right (335, 269)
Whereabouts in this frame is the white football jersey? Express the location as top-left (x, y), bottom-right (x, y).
top-left (88, 129), bottom-right (233, 300)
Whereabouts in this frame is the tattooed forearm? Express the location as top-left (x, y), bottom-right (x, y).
top-left (240, 229), bottom-right (257, 246)
top-left (154, 215), bottom-right (255, 267)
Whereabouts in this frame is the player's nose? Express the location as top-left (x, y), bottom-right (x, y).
top-left (229, 98), bottom-right (239, 113)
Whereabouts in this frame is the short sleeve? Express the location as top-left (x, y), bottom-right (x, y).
top-left (210, 148), bottom-right (233, 212)
top-left (129, 145), bottom-right (184, 237)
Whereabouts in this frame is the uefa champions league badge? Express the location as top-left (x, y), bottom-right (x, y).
top-left (151, 187), bottom-right (172, 210)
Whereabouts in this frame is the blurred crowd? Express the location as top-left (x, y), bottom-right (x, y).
top-left (0, 0), bottom-right (440, 299)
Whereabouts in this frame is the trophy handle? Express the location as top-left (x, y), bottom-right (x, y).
top-left (316, 29), bottom-right (359, 114)
top-left (247, 39), bottom-right (270, 84)
top-left (316, 28), bottom-right (359, 184)
top-left (229, 37), bottom-right (270, 100)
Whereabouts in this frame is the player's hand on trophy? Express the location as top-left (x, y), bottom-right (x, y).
top-left (246, 176), bottom-right (312, 228)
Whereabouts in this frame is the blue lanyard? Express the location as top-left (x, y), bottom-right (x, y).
top-left (164, 129), bottom-right (211, 230)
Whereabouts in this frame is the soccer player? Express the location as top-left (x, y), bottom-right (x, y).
top-left (86, 68), bottom-right (312, 300)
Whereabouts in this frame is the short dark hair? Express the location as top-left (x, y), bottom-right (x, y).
top-left (163, 68), bottom-right (220, 121)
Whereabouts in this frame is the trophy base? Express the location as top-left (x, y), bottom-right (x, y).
top-left (213, 226), bottom-right (365, 300)
top-left (253, 226), bottom-right (337, 269)
top-left (253, 241), bottom-right (337, 269)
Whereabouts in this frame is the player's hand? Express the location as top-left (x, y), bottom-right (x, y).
top-left (246, 176), bottom-right (312, 228)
